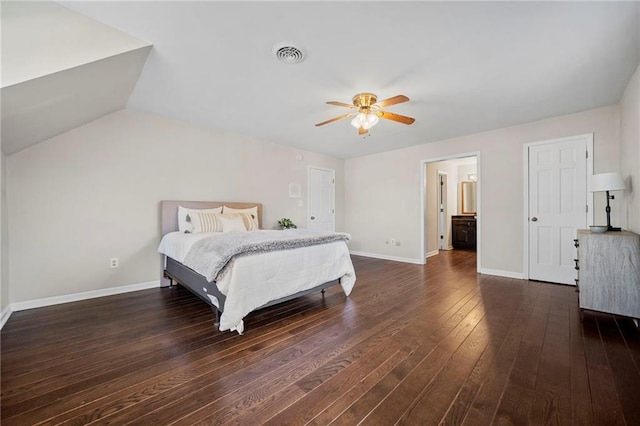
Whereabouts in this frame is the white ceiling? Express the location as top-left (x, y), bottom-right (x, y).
top-left (7, 1), bottom-right (640, 159)
top-left (1, 1), bottom-right (151, 154)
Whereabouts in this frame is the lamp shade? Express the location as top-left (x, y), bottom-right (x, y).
top-left (351, 113), bottom-right (366, 129)
top-left (591, 172), bottom-right (625, 192)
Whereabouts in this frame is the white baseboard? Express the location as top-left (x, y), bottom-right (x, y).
top-left (10, 280), bottom-right (160, 312)
top-left (479, 268), bottom-right (524, 280)
top-left (350, 251), bottom-right (424, 265)
top-left (426, 250), bottom-right (439, 258)
top-left (0, 304), bottom-right (12, 330)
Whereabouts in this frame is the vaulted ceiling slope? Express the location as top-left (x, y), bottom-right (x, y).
top-left (4, 1), bottom-right (639, 159)
top-left (1, 1), bottom-right (151, 154)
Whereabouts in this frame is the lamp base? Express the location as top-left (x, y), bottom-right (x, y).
top-left (604, 192), bottom-right (621, 232)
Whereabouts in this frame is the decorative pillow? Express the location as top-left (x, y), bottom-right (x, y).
top-left (219, 215), bottom-right (247, 233)
top-left (188, 212), bottom-right (255, 233)
top-left (189, 211), bottom-right (225, 233)
top-left (178, 206), bottom-right (222, 233)
top-left (223, 206), bottom-right (259, 229)
top-left (236, 212), bottom-right (259, 231)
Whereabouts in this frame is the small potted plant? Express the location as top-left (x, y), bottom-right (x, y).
top-left (277, 218), bottom-right (297, 229)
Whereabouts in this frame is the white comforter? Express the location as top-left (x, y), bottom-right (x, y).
top-left (158, 231), bottom-right (356, 334)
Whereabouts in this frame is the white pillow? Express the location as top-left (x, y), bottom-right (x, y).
top-left (223, 206), bottom-right (259, 229)
top-left (178, 206), bottom-right (222, 233)
top-left (219, 215), bottom-right (247, 232)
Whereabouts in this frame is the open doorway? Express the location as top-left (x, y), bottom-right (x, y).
top-left (422, 153), bottom-right (480, 271)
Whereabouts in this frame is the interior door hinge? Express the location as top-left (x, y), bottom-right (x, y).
top-left (332, 209), bottom-right (334, 214)
top-left (586, 205), bottom-right (588, 213)
top-left (586, 150), bottom-right (588, 158)
top-left (332, 179), bottom-right (335, 184)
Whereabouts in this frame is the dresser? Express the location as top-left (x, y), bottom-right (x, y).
top-left (575, 230), bottom-right (640, 320)
top-left (452, 215), bottom-right (476, 250)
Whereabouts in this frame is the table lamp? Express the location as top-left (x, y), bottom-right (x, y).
top-left (591, 172), bottom-right (625, 231)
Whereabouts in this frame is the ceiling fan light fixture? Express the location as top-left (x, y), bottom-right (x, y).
top-left (351, 112), bottom-right (367, 128)
top-left (351, 112), bottom-right (379, 130)
top-left (316, 92), bottom-right (414, 133)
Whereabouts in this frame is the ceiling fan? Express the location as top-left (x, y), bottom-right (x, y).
top-left (315, 93), bottom-right (415, 135)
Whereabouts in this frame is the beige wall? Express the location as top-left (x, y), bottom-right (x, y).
top-left (5, 88), bottom-right (636, 305)
top-left (1, 154), bottom-right (7, 312)
top-left (620, 63), bottom-right (640, 234)
top-left (345, 105), bottom-right (621, 275)
top-left (7, 109), bottom-right (345, 303)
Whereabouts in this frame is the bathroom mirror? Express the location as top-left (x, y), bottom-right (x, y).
top-left (461, 181), bottom-right (477, 214)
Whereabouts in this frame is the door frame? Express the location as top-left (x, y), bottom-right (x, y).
top-left (307, 165), bottom-right (336, 231)
top-left (420, 151), bottom-right (481, 272)
top-left (437, 170), bottom-right (448, 250)
top-left (522, 133), bottom-right (593, 280)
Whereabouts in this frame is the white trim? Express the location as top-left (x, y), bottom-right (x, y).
top-left (307, 165), bottom-right (336, 232)
top-left (350, 251), bottom-right (423, 265)
top-left (522, 133), bottom-right (593, 280)
top-left (10, 280), bottom-right (160, 312)
top-left (426, 250), bottom-right (440, 258)
top-left (479, 268), bottom-right (524, 280)
top-left (419, 159), bottom-right (427, 265)
top-left (0, 305), bottom-right (12, 330)
top-left (421, 152), bottom-right (481, 272)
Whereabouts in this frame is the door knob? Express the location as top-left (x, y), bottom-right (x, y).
top-left (310, 216), bottom-right (315, 220)
top-left (531, 217), bottom-right (538, 222)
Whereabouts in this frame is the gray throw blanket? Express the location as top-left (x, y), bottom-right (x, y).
top-left (183, 229), bottom-right (351, 282)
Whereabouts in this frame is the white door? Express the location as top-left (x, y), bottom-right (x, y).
top-left (528, 136), bottom-right (589, 284)
top-left (308, 167), bottom-right (335, 232)
top-left (438, 172), bottom-right (448, 250)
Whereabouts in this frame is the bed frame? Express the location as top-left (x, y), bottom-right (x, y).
top-left (159, 200), bottom-right (341, 327)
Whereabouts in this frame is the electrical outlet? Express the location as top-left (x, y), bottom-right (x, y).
top-left (390, 238), bottom-right (396, 246)
top-left (110, 258), bottom-right (119, 268)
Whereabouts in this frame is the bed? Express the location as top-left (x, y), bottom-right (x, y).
top-left (157, 200), bottom-right (356, 334)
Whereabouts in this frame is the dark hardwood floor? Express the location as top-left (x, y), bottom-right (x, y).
top-left (2, 250), bottom-right (639, 425)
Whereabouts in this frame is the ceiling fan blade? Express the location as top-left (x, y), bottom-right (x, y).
top-left (326, 101), bottom-right (356, 109)
top-left (358, 126), bottom-right (368, 135)
top-left (376, 110), bottom-right (415, 125)
top-left (374, 94), bottom-right (409, 108)
top-left (315, 113), bottom-right (353, 127)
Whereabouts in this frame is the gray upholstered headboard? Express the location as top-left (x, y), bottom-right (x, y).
top-left (160, 200), bottom-right (263, 236)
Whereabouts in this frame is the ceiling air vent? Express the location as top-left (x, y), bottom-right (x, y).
top-left (273, 42), bottom-right (305, 64)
